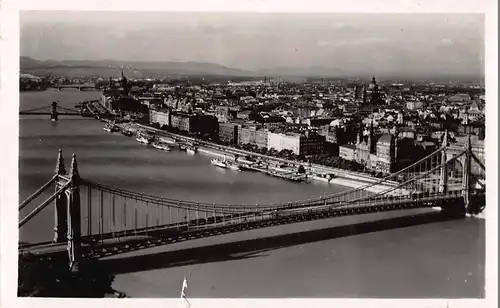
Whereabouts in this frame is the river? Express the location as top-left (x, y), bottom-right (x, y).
top-left (18, 90), bottom-right (485, 298)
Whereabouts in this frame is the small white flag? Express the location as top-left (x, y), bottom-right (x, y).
top-left (181, 276), bottom-right (188, 298)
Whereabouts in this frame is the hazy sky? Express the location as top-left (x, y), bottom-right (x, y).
top-left (20, 11), bottom-right (484, 76)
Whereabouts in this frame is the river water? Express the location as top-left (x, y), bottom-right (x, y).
top-left (18, 90), bottom-right (485, 298)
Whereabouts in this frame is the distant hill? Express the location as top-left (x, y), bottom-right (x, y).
top-left (19, 57), bottom-right (483, 83)
top-left (19, 57), bottom-right (357, 80)
top-left (19, 57), bottom-right (259, 78)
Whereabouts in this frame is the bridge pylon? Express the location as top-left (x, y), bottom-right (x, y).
top-left (50, 101), bottom-right (58, 121)
top-left (53, 149), bottom-right (68, 242)
top-left (52, 149), bottom-right (82, 271)
top-left (67, 154), bottom-right (82, 272)
top-left (462, 134), bottom-right (473, 214)
top-left (438, 130), bottom-right (449, 194)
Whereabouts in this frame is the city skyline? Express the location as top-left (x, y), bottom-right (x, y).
top-left (21, 11), bottom-right (484, 78)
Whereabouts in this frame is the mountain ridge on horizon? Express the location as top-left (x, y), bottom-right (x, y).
top-left (20, 56), bottom-right (484, 82)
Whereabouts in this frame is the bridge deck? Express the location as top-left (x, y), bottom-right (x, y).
top-left (18, 141), bottom-right (486, 261)
top-left (19, 112), bottom-right (81, 115)
top-left (21, 191), bottom-right (485, 259)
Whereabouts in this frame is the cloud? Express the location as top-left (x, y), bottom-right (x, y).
top-left (20, 13), bottom-right (483, 76)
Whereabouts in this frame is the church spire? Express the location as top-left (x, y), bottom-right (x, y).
top-left (120, 68), bottom-right (129, 96)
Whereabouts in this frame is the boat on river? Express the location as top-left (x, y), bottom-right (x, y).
top-left (186, 146), bottom-right (197, 155)
top-left (211, 157), bottom-right (240, 171)
top-left (136, 134), bottom-right (153, 144)
top-left (103, 123), bottom-right (120, 133)
top-left (121, 129), bottom-right (133, 137)
top-left (152, 142), bottom-right (171, 151)
top-left (211, 158), bottom-right (228, 168)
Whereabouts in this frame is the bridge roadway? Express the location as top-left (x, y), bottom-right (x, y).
top-left (22, 191), bottom-right (482, 259)
top-left (53, 84), bottom-right (96, 90)
top-left (18, 111), bottom-right (81, 115)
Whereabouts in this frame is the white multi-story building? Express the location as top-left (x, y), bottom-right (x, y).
top-left (268, 131), bottom-right (324, 155)
top-left (149, 109), bottom-right (170, 127)
top-left (268, 132), bottom-right (300, 154)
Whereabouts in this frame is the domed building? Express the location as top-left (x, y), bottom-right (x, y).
top-left (357, 76), bottom-right (384, 116)
top-left (367, 76), bottom-right (379, 92)
top-left (102, 70), bottom-right (145, 116)
top-left (365, 76), bottom-right (382, 104)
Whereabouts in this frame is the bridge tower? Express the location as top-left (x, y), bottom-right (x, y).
top-left (438, 130), bottom-right (449, 194)
top-left (461, 133), bottom-right (473, 214)
top-left (66, 154), bottom-right (82, 271)
top-left (52, 150), bottom-right (82, 271)
top-left (53, 149), bottom-right (68, 242)
top-left (50, 101), bottom-right (58, 121)
top-left (441, 132), bottom-right (477, 216)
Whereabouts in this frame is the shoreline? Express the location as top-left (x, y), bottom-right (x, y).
top-left (121, 123), bottom-right (405, 193)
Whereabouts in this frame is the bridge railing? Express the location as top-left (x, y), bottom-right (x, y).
top-left (18, 139), bottom-right (486, 261)
top-left (73, 150), bottom-right (467, 242)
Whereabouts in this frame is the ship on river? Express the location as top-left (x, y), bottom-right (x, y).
top-left (152, 142), bottom-right (171, 151)
top-left (121, 128), bottom-right (133, 137)
top-left (136, 132), bottom-right (154, 145)
top-left (211, 157), bottom-right (241, 171)
top-left (211, 158), bottom-right (227, 168)
top-left (103, 123), bottom-right (120, 133)
top-left (186, 146), bottom-right (197, 155)
top-left (136, 135), bottom-right (151, 144)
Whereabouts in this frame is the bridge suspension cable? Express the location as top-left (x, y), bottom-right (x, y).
top-left (18, 144), bottom-right (486, 259)
top-left (19, 175), bottom-right (58, 210)
top-left (19, 180), bottom-right (72, 228)
top-left (80, 146), bottom-right (447, 212)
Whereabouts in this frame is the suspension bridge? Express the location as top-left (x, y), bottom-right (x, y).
top-left (19, 101), bottom-right (82, 121)
top-left (18, 133), bottom-right (486, 271)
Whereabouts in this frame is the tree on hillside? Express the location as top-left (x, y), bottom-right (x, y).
top-left (18, 252), bottom-right (117, 298)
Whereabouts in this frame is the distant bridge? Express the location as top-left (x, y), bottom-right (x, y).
top-left (53, 84), bottom-right (96, 91)
top-left (19, 101), bottom-right (82, 121)
top-left (18, 133), bottom-right (486, 271)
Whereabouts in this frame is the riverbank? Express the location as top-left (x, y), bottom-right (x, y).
top-left (128, 123), bottom-right (406, 193)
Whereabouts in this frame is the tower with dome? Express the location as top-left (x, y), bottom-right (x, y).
top-left (364, 76), bottom-right (382, 105)
top-left (357, 76), bottom-right (384, 116)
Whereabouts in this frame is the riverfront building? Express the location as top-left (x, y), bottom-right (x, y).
top-left (236, 125), bottom-right (270, 149)
top-left (170, 112), bottom-right (219, 138)
top-left (375, 134), bottom-right (397, 174)
top-left (218, 122), bottom-right (239, 144)
top-left (339, 144), bottom-right (356, 161)
top-left (237, 124), bottom-right (260, 146)
top-left (255, 129), bottom-right (270, 149)
top-left (149, 109), bottom-right (170, 127)
top-left (267, 131), bottom-right (325, 156)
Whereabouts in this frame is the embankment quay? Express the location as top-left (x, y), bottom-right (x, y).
top-left (133, 124), bottom-right (380, 178)
top-left (130, 123), bottom-right (435, 194)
